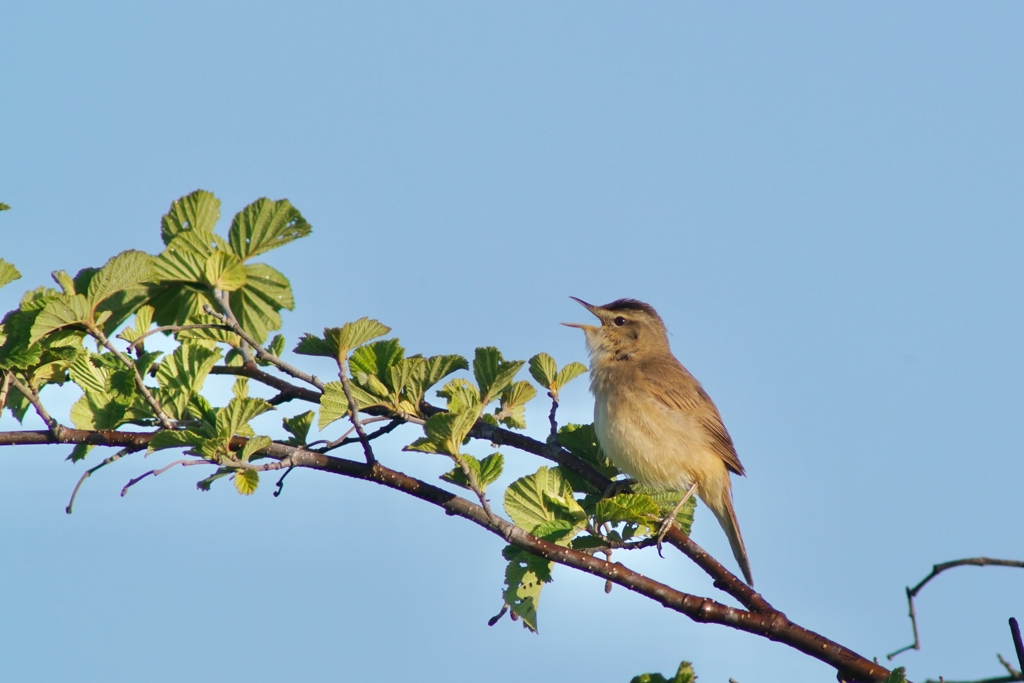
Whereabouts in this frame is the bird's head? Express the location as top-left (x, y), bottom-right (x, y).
top-left (563, 297), bottom-right (670, 366)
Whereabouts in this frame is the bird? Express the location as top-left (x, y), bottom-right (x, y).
top-left (563, 297), bottom-right (753, 586)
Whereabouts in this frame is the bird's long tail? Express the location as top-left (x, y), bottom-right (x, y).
top-left (706, 485), bottom-right (753, 587)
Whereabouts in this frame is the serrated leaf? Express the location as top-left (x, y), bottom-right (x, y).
top-left (502, 545), bottom-right (552, 633)
top-left (217, 396), bottom-right (274, 440)
top-left (528, 353), bottom-right (558, 389)
top-left (148, 429), bottom-right (206, 453)
top-left (594, 493), bottom-right (661, 528)
top-left (228, 197), bottom-right (312, 261)
top-left (117, 305), bottom-right (154, 344)
top-left (232, 377), bottom-right (249, 399)
top-left (557, 423), bottom-right (618, 481)
top-left (52, 270), bottom-right (76, 295)
top-left (239, 262), bottom-right (294, 310)
top-left (350, 339), bottom-right (405, 382)
top-left (639, 485), bottom-right (697, 536)
top-left (68, 353), bottom-right (109, 396)
top-left (29, 294), bottom-right (91, 344)
top-left (67, 443), bottom-right (93, 463)
top-left (203, 251), bottom-right (247, 291)
top-left (155, 343), bottom-right (221, 410)
top-left (630, 661), bottom-right (696, 683)
top-left (147, 282), bottom-right (218, 329)
top-left (0, 259), bottom-right (20, 290)
top-left (256, 333), bottom-right (285, 367)
top-left (883, 667), bottom-right (908, 683)
top-left (293, 333), bottom-right (334, 357)
top-left (555, 361), bottom-right (587, 389)
top-left (69, 393), bottom-right (126, 430)
top-left (325, 318), bottom-right (391, 359)
top-left (86, 250), bottom-right (155, 309)
top-left (437, 378), bottom-right (482, 413)
top-left (154, 231), bottom-right (214, 283)
top-left (405, 407), bottom-right (481, 457)
top-left (234, 469), bottom-right (259, 495)
top-left (240, 435), bottom-right (271, 462)
top-left (440, 452), bottom-right (503, 492)
top-left (473, 347), bottom-right (524, 405)
top-left (161, 190), bottom-right (221, 245)
top-left (497, 380), bottom-right (537, 429)
top-left (318, 381), bottom-right (384, 430)
top-left (283, 411), bottom-right (314, 445)
top-left (504, 466), bottom-right (586, 534)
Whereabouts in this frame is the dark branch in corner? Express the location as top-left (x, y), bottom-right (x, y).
top-left (888, 558), bottom-right (1024, 660)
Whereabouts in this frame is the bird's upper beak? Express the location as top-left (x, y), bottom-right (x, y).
top-left (561, 297), bottom-right (602, 330)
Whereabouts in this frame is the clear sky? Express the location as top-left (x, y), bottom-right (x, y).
top-left (1, 3), bottom-right (1021, 682)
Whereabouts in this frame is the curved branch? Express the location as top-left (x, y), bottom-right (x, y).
top-left (888, 558), bottom-right (1024, 660)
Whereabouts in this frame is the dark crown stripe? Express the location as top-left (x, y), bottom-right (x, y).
top-left (600, 298), bottom-right (660, 319)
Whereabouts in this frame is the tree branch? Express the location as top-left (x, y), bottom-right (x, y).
top-left (888, 558), bottom-right (1024, 660)
top-left (7, 374), bottom-right (67, 440)
top-left (66, 446), bottom-right (139, 514)
top-left (87, 323), bottom-right (175, 430)
top-left (126, 323), bottom-right (234, 350)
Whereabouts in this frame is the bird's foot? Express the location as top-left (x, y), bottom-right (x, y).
top-left (655, 482), bottom-right (698, 558)
top-left (601, 478), bottom-right (637, 500)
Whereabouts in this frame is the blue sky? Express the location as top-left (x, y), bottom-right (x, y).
top-left (1, 3), bottom-right (1021, 682)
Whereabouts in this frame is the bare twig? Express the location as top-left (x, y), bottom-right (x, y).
top-left (998, 653), bottom-right (1021, 678)
top-left (546, 391), bottom-right (559, 441)
top-left (321, 416), bottom-right (397, 451)
top-left (7, 374), bottom-right (66, 439)
top-left (336, 355), bottom-right (375, 465)
top-left (272, 466), bottom-right (294, 497)
top-left (120, 458), bottom-right (211, 496)
top-left (213, 290), bottom-right (253, 364)
top-left (87, 323), bottom-right (175, 430)
top-left (126, 323), bottom-right (233, 350)
top-left (202, 305), bottom-right (325, 391)
top-left (66, 446), bottom-right (139, 513)
top-left (888, 558), bottom-right (1024, 660)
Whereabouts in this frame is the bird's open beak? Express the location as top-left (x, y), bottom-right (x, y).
top-left (561, 297), bottom-right (602, 330)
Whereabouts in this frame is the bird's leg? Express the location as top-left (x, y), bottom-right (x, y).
top-left (656, 482), bottom-right (698, 557)
top-left (602, 478), bottom-right (637, 499)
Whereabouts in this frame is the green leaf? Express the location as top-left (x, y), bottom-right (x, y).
top-left (68, 353), bottom-right (109, 396)
top-left (197, 468), bottom-right (233, 491)
top-left (293, 332), bottom-right (335, 357)
top-left (117, 305), bottom-right (155, 344)
top-left (405, 406), bottom-right (481, 457)
top-left (147, 282), bottom-right (218, 329)
top-left (238, 262), bottom-right (294, 310)
top-left (594, 493), bottom-right (661, 529)
top-left (437, 378), bottom-right (481, 413)
top-left (528, 353), bottom-right (558, 389)
top-left (283, 411), bottom-right (315, 445)
top-left (52, 270), bottom-right (76, 295)
top-left (154, 231), bottom-right (215, 283)
top-left (148, 429), bottom-right (206, 454)
top-left (630, 661), bottom-right (696, 683)
top-left (155, 343), bottom-right (222, 417)
top-left (29, 294), bottom-right (91, 344)
top-left (639, 486), bottom-right (698, 536)
top-left (883, 667), bottom-right (908, 683)
top-left (216, 396), bottom-right (274, 440)
top-left (234, 469), bottom-right (259, 495)
top-left (504, 466), bottom-right (586, 534)
top-left (70, 393), bottom-right (126, 430)
top-left (228, 265), bottom-right (294, 344)
top-left (555, 361), bottom-right (587, 389)
top-left (67, 443), bottom-right (93, 463)
top-left (496, 380), bottom-right (537, 429)
top-left (255, 333), bottom-right (285, 366)
top-left (324, 318), bottom-right (391, 360)
top-left (203, 251), bottom-right (247, 291)
top-left (86, 250), bottom-right (155, 309)
top-left (440, 452), bottom-right (504, 492)
top-left (502, 545), bottom-right (551, 633)
top-left (240, 435), bottom-right (272, 462)
top-left (350, 339), bottom-right (405, 382)
top-left (473, 347), bottom-right (524, 405)
top-left (0, 202), bottom-right (9, 211)
top-left (557, 423), bottom-right (618, 481)
top-left (227, 197), bottom-right (312, 261)
top-left (0, 259), bottom-right (21, 291)
top-left (232, 377), bottom-right (249, 399)
top-left (160, 190), bottom-right (221, 245)
top-left (318, 381), bottom-right (384, 430)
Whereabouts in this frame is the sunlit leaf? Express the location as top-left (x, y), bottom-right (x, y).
top-left (473, 347), bottom-right (524, 405)
top-left (240, 435), bottom-right (272, 462)
top-left (29, 294), bottom-right (91, 344)
top-left (203, 251), bottom-right (247, 291)
top-left (528, 353), bottom-right (557, 389)
top-left (227, 197), bottom-right (312, 261)
top-left (283, 411), bottom-right (315, 445)
top-left (325, 318), bottom-right (391, 359)
top-left (86, 250), bottom-right (155, 309)
top-left (234, 469), bottom-right (259, 495)
top-left (504, 466), bottom-right (586, 534)
top-left (160, 190), bottom-right (221, 245)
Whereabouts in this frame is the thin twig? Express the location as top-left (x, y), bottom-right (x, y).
top-left (213, 289), bottom-right (253, 364)
top-left (547, 391), bottom-right (559, 441)
top-left (888, 558), bottom-right (1024, 660)
top-left (7, 374), bottom-right (65, 439)
top-left (87, 323), bottom-right (175, 430)
top-left (273, 466), bottom-right (294, 497)
top-left (120, 459), bottom-right (211, 496)
top-left (998, 653), bottom-right (1021, 678)
top-left (202, 305), bottom-right (325, 391)
top-left (321, 416), bottom-right (396, 450)
top-left (66, 446), bottom-right (139, 513)
top-left (336, 355), bottom-right (375, 465)
top-left (127, 323), bottom-right (233, 350)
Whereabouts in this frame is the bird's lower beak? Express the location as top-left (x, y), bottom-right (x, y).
top-left (562, 297), bottom-right (602, 330)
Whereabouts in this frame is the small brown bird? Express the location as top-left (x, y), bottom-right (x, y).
top-left (564, 297), bottom-right (753, 586)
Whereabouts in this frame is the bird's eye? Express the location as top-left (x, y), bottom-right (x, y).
top-left (613, 316), bottom-right (627, 327)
